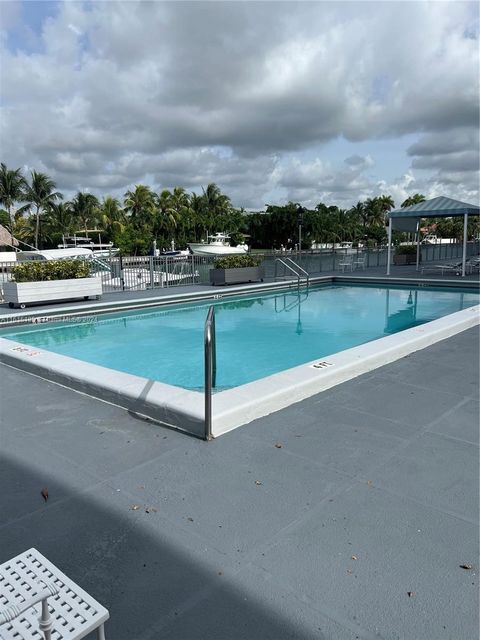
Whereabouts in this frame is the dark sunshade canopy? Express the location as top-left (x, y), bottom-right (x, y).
top-left (386, 196), bottom-right (479, 276)
top-left (389, 196), bottom-right (479, 221)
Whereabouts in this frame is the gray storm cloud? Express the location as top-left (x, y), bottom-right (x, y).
top-left (1, 1), bottom-right (478, 207)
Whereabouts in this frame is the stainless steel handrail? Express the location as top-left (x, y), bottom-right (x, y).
top-left (204, 305), bottom-right (216, 440)
top-left (274, 258), bottom-right (309, 287)
top-left (284, 257), bottom-right (309, 286)
top-left (274, 258), bottom-right (299, 285)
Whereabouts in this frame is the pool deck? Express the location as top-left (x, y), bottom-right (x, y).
top-left (1, 325), bottom-right (478, 638)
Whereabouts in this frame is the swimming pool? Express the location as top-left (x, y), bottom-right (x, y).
top-left (2, 283), bottom-right (478, 391)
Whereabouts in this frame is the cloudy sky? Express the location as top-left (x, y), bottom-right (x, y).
top-left (1, 1), bottom-right (479, 209)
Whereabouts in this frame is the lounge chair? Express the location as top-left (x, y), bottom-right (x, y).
top-left (0, 548), bottom-right (109, 639)
top-left (421, 257), bottom-right (480, 276)
top-left (466, 256), bottom-right (480, 274)
top-left (420, 262), bottom-right (462, 276)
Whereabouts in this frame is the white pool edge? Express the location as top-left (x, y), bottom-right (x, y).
top-left (1, 304), bottom-right (478, 439)
top-left (212, 304), bottom-right (480, 436)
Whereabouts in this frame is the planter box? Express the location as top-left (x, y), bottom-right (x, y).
top-left (3, 278), bottom-right (102, 309)
top-left (393, 254), bottom-right (419, 265)
top-left (210, 266), bottom-right (264, 286)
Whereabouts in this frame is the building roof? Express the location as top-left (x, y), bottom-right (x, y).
top-left (0, 224), bottom-right (19, 247)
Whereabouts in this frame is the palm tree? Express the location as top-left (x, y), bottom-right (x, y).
top-left (13, 215), bottom-right (36, 247)
top-left (378, 195), bottom-right (395, 214)
top-left (201, 183), bottom-right (232, 232)
top-left (401, 194), bottom-right (426, 208)
top-left (349, 201), bottom-right (368, 231)
top-left (157, 189), bottom-right (179, 234)
top-left (71, 192), bottom-right (100, 235)
top-left (100, 196), bottom-right (124, 238)
top-left (44, 202), bottom-right (74, 246)
top-left (23, 171), bottom-right (63, 248)
top-left (123, 185), bottom-right (156, 225)
top-left (190, 192), bottom-right (206, 241)
top-left (0, 163), bottom-right (27, 241)
top-left (364, 197), bottom-right (386, 228)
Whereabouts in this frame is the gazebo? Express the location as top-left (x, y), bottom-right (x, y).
top-left (0, 224), bottom-right (19, 248)
top-left (386, 196), bottom-right (480, 277)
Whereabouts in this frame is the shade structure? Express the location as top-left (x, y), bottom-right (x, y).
top-left (386, 196), bottom-right (480, 276)
top-left (389, 196), bottom-right (479, 227)
top-left (0, 224), bottom-right (18, 247)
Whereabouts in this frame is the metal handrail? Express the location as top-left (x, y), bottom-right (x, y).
top-left (284, 257), bottom-right (309, 285)
top-left (274, 258), bottom-right (309, 287)
top-left (204, 305), bottom-right (216, 441)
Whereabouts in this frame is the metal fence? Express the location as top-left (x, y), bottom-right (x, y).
top-left (0, 242), bottom-right (478, 301)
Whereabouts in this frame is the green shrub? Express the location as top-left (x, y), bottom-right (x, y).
top-left (395, 245), bottom-right (417, 255)
top-left (12, 259), bottom-right (91, 283)
top-left (213, 254), bottom-right (262, 269)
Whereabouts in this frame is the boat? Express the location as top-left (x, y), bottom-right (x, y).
top-left (188, 233), bottom-right (248, 256)
top-left (58, 231), bottom-right (119, 257)
top-left (157, 239), bottom-right (190, 257)
top-left (421, 234), bottom-right (456, 245)
top-left (311, 241), bottom-right (363, 254)
top-left (16, 248), bottom-right (95, 261)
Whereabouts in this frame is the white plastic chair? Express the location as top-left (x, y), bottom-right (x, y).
top-left (353, 255), bottom-right (366, 270)
top-left (0, 548), bottom-right (109, 640)
top-left (338, 255), bottom-right (354, 272)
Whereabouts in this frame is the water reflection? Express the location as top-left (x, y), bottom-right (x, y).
top-left (273, 290), bottom-right (309, 335)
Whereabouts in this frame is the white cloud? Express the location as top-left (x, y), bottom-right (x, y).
top-left (1, 1), bottom-right (478, 208)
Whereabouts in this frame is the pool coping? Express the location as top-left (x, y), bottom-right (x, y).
top-left (1, 278), bottom-right (479, 438)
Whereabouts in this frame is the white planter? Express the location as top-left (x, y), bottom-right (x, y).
top-left (3, 278), bottom-right (102, 309)
top-left (210, 266), bottom-right (264, 285)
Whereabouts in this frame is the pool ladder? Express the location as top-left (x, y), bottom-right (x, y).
top-left (204, 306), bottom-right (216, 441)
top-left (274, 257), bottom-right (310, 287)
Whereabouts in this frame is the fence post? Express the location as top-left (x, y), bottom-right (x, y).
top-left (119, 255), bottom-right (125, 290)
top-left (149, 255), bottom-right (154, 289)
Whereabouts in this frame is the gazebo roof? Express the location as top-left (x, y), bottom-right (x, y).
top-left (389, 196), bottom-right (479, 220)
top-left (0, 224), bottom-right (18, 247)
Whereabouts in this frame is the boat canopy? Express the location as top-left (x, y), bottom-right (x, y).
top-left (17, 248), bottom-right (94, 261)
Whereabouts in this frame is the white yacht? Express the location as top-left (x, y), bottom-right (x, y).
top-left (16, 248), bottom-right (95, 261)
top-left (188, 233), bottom-right (248, 256)
top-left (58, 231), bottom-right (119, 257)
top-left (421, 234), bottom-right (455, 245)
top-left (311, 241), bottom-right (362, 254)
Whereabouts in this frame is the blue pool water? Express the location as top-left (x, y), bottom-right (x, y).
top-left (2, 284), bottom-right (478, 390)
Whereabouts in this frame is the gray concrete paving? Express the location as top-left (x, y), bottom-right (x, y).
top-left (0, 327), bottom-right (479, 639)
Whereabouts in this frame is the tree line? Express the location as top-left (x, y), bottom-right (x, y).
top-left (0, 162), bottom-right (474, 255)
